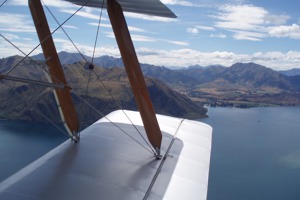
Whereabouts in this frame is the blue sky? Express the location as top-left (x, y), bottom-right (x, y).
top-left (1, 0), bottom-right (300, 70)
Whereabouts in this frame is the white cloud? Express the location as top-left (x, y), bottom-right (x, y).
top-left (135, 48), bottom-right (239, 67)
top-left (53, 38), bottom-right (71, 44)
top-left (54, 41), bottom-right (238, 68)
top-left (105, 31), bottom-right (115, 39)
top-left (1, 33), bottom-right (20, 40)
top-left (0, 13), bottom-right (35, 33)
top-left (250, 51), bottom-right (300, 70)
top-left (213, 4), bottom-right (292, 41)
top-left (264, 14), bottom-right (290, 25)
top-left (60, 8), bottom-right (106, 20)
top-left (2, 0), bottom-right (300, 71)
top-left (131, 34), bottom-right (156, 42)
top-left (128, 26), bottom-right (147, 33)
top-left (232, 30), bottom-right (267, 41)
top-left (63, 25), bottom-right (78, 29)
top-left (161, 0), bottom-right (194, 7)
top-left (89, 21), bottom-right (152, 34)
top-left (60, 42), bottom-right (121, 58)
top-left (268, 24), bottom-right (300, 39)
top-left (50, 37), bottom-right (120, 58)
top-left (0, 36), bottom-right (42, 57)
top-left (161, 0), bottom-right (210, 8)
top-left (102, 32), bottom-right (158, 43)
top-left (187, 27), bottom-right (199, 34)
top-left (134, 48), bottom-right (300, 70)
top-left (3, 33), bottom-right (300, 70)
top-left (166, 40), bottom-right (189, 46)
top-left (214, 4), bottom-right (268, 31)
top-left (89, 23), bottom-right (111, 28)
top-left (196, 25), bottom-right (215, 31)
top-left (8, 0), bottom-right (74, 8)
top-left (210, 33), bottom-right (227, 38)
top-left (253, 51), bottom-right (285, 61)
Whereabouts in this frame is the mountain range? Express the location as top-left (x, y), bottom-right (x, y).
top-left (1, 51), bottom-right (300, 127)
top-left (33, 51), bottom-right (300, 107)
top-left (0, 55), bottom-right (207, 127)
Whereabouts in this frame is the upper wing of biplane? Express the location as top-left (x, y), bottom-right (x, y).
top-left (65, 0), bottom-right (177, 18)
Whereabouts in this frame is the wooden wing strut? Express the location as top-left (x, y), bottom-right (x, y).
top-left (107, 0), bottom-right (162, 155)
top-left (29, 0), bottom-right (79, 139)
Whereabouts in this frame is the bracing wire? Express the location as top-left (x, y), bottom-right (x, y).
top-left (0, 80), bottom-right (69, 137)
top-left (91, 70), bottom-right (157, 154)
top-left (58, 0), bottom-right (155, 154)
top-left (0, 33), bottom-right (70, 137)
top-left (1, 0), bottom-right (157, 155)
top-left (41, 0), bottom-right (89, 131)
top-left (91, 0), bottom-right (105, 64)
top-left (41, 0), bottom-right (88, 63)
top-left (77, 0), bottom-right (105, 132)
top-left (1, 31), bottom-right (154, 155)
top-left (72, 94), bottom-right (155, 154)
top-left (78, 68), bottom-right (92, 130)
top-left (1, 0), bottom-right (91, 80)
top-left (82, 0), bottom-right (156, 153)
top-left (70, 0), bottom-right (156, 154)
top-left (0, 0), bottom-right (8, 8)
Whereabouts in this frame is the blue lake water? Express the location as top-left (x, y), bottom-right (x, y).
top-left (1, 107), bottom-right (300, 199)
top-left (0, 120), bottom-right (68, 181)
top-left (201, 106), bottom-right (300, 200)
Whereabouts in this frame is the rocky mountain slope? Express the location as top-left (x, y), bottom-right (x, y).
top-left (9, 52), bottom-right (300, 107)
top-left (0, 55), bottom-right (207, 127)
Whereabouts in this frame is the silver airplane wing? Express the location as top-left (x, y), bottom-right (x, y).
top-left (0, 110), bottom-right (212, 199)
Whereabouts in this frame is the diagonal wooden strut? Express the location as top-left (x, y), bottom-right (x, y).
top-left (29, 0), bottom-right (79, 138)
top-left (107, 0), bottom-right (162, 154)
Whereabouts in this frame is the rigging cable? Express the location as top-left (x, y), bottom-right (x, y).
top-left (79, 65), bottom-right (92, 131)
top-left (0, 0), bottom-right (92, 80)
top-left (0, 0), bottom-right (8, 8)
top-left (70, 94), bottom-right (155, 154)
top-left (1, 16), bottom-right (155, 155)
top-left (0, 34), bottom-right (60, 79)
top-left (57, 0), bottom-right (156, 154)
top-left (0, 34), bottom-right (70, 137)
top-left (91, 70), bottom-right (157, 155)
top-left (78, 0), bottom-right (105, 132)
top-left (42, 0), bottom-right (91, 133)
top-left (41, 0), bottom-right (88, 63)
top-left (91, 0), bottom-right (105, 64)
top-left (0, 35), bottom-right (152, 153)
top-left (1, 0), bottom-right (156, 155)
top-left (86, 0), bottom-right (156, 154)
top-left (0, 80), bottom-right (69, 138)
top-left (81, 0), bottom-right (156, 154)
